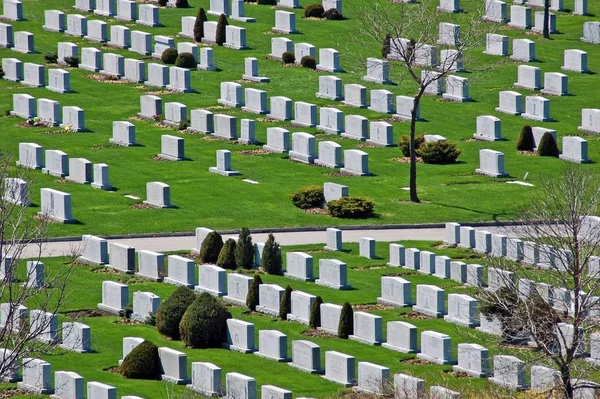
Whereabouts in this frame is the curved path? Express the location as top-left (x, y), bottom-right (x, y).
top-left (19, 224), bottom-right (524, 259)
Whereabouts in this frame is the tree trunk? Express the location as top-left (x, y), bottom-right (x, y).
top-left (543, 0), bottom-right (550, 39)
top-left (560, 367), bottom-right (573, 399)
top-left (409, 95), bottom-right (421, 203)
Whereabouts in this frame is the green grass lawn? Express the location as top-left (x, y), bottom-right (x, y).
top-left (1, 0), bottom-right (600, 236)
top-left (4, 240), bottom-right (599, 398)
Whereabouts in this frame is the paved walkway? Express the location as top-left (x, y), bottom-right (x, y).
top-left (17, 225), bottom-right (523, 259)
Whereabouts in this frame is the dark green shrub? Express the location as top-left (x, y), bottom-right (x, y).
top-left (337, 302), bottom-right (353, 339)
top-left (175, 0), bottom-right (189, 7)
top-left (216, 14), bottom-right (228, 46)
top-left (155, 286), bottom-right (196, 339)
top-left (323, 8), bottom-right (343, 20)
top-left (175, 52), bottom-right (196, 68)
top-left (161, 48), bottom-right (178, 64)
top-left (261, 234), bottom-right (282, 275)
top-left (300, 55), bottom-right (316, 69)
top-left (217, 238), bottom-right (237, 269)
top-left (281, 51), bottom-right (296, 64)
top-left (258, 0), bottom-right (277, 4)
top-left (304, 3), bottom-right (324, 18)
top-left (199, 231), bottom-right (224, 264)
top-left (0, 68), bottom-right (3, 80)
top-left (119, 340), bottom-right (161, 380)
top-left (279, 285), bottom-right (293, 320)
top-left (44, 53), bottom-right (58, 64)
top-left (537, 132), bottom-right (559, 157)
top-left (64, 56), bottom-right (79, 68)
top-left (158, 0), bottom-right (167, 6)
top-left (381, 34), bottom-right (391, 58)
top-left (399, 134), bottom-right (425, 157)
top-left (179, 292), bottom-right (231, 348)
top-left (289, 185), bottom-right (324, 209)
top-left (246, 274), bottom-right (263, 311)
top-left (235, 227), bottom-right (254, 270)
top-left (416, 141), bottom-right (461, 164)
top-left (309, 296), bottom-right (323, 329)
top-left (516, 125), bottom-right (535, 151)
top-left (194, 8), bottom-right (208, 42)
top-left (327, 197), bottom-right (375, 219)
top-left (178, 120), bottom-right (189, 131)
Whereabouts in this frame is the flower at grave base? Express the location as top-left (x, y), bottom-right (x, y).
top-left (63, 124), bottom-right (73, 132)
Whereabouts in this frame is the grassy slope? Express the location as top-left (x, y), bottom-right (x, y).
top-left (5, 240), bottom-right (599, 398)
top-left (0, 0), bottom-right (599, 237)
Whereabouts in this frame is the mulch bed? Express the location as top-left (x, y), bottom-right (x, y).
top-left (144, 90), bottom-right (173, 95)
top-left (392, 157), bottom-right (423, 164)
top-left (114, 319), bottom-right (143, 325)
top-left (518, 150), bottom-right (538, 156)
top-left (55, 179), bottom-right (71, 184)
top-left (356, 143), bottom-right (378, 149)
top-left (131, 203), bottom-right (155, 209)
top-left (0, 388), bottom-right (32, 398)
top-left (401, 358), bottom-right (430, 365)
top-left (326, 171), bottom-right (360, 177)
top-left (64, 309), bottom-right (109, 318)
top-left (38, 129), bottom-right (72, 135)
top-left (91, 267), bottom-right (122, 275)
top-left (443, 370), bottom-right (472, 378)
top-left (352, 304), bottom-right (393, 311)
top-left (236, 149), bottom-right (270, 156)
top-left (301, 329), bottom-right (333, 338)
top-left (302, 208), bottom-right (329, 215)
top-left (87, 74), bottom-right (128, 84)
top-left (401, 312), bottom-right (432, 320)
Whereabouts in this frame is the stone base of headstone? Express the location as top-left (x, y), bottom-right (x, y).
top-left (316, 326), bottom-right (337, 335)
top-left (109, 138), bottom-right (137, 147)
top-left (42, 168), bottom-right (66, 178)
top-left (283, 272), bottom-right (315, 282)
top-left (135, 271), bottom-right (163, 282)
top-left (315, 92), bottom-right (342, 101)
top-left (521, 113), bottom-right (551, 122)
top-left (161, 375), bottom-right (190, 385)
top-left (217, 99), bottom-right (242, 107)
top-left (442, 93), bottom-right (471, 102)
top-left (348, 335), bottom-right (382, 346)
top-left (475, 325), bottom-right (501, 336)
top-left (285, 314), bottom-right (309, 325)
top-left (315, 279), bottom-right (351, 290)
top-left (532, 26), bottom-right (557, 34)
top-left (314, 159), bottom-right (342, 168)
top-left (224, 42), bottom-right (249, 50)
top-left (316, 64), bottom-right (343, 73)
top-left (288, 151), bottom-right (315, 164)
top-left (59, 122), bottom-right (87, 133)
top-left (222, 296), bottom-right (246, 306)
top-left (242, 74), bottom-right (269, 82)
top-left (382, 342), bottom-right (416, 354)
top-left (100, 70), bottom-right (122, 79)
top-left (106, 264), bottom-right (134, 274)
top-left (46, 85), bottom-right (72, 94)
top-left (362, 75), bottom-right (393, 85)
top-left (559, 153), bottom-right (590, 164)
top-left (200, 38), bottom-right (217, 45)
top-left (77, 256), bottom-right (106, 266)
top-left (291, 120), bottom-right (317, 128)
top-left (495, 106), bottom-right (521, 116)
top-left (263, 145), bottom-right (289, 154)
top-left (84, 35), bottom-right (107, 43)
top-left (91, 182), bottom-right (112, 190)
top-left (22, 81), bottom-right (45, 88)
top-left (482, 16), bottom-right (507, 23)
top-left (157, 152), bottom-right (185, 161)
top-left (80, 64), bottom-right (101, 72)
top-left (376, 298), bottom-right (411, 308)
top-left (197, 63), bottom-right (217, 71)
top-left (130, 312), bottom-right (151, 323)
top-left (452, 365), bottom-right (489, 378)
top-left (321, 375), bottom-right (355, 388)
top-left (411, 305), bottom-right (443, 318)
top-left (97, 303), bottom-right (125, 316)
top-left (238, 137), bottom-right (258, 145)
top-left (541, 88), bottom-right (568, 97)
top-left (230, 16), bottom-right (255, 23)
top-left (577, 126), bottom-right (599, 135)
top-left (17, 382), bottom-right (54, 395)
top-left (339, 168), bottom-right (372, 177)
top-left (255, 305), bottom-right (279, 316)
top-left (585, 358), bottom-right (600, 366)
top-left (365, 139), bottom-right (397, 147)
top-left (443, 315), bottom-right (479, 328)
top-left (186, 384), bottom-right (222, 397)
top-left (416, 353), bottom-right (455, 365)
top-left (472, 133), bottom-right (502, 142)
top-left (137, 112), bottom-right (157, 120)
top-left (488, 377), bottom-right (528, 391)
top-left (194, 285), bottom-right (226, 297)
top-left (107, 40), bottom-right (128, 49)
top-left (392, 113), bottom-right (421, 122)
top-left (288, 362), bottom-right (323, 374)
top-left (272, 28), bottom-right (298, 34)
top-left (58, 342), bottom-right (91, 353)
top-left (142, 200), bottom-right (174, 209)
top-left (241, 105), bottom-right (267, 114)
top-left (208, 167), bottom-right (239, 176)
top-left (474, 168), bottom-right (508, 178)
top-left (13, 47), bottom-right (34, 54)
top-left (136, 20), bottom-right (161, 27)
top-left (340, 100), bottom-right (367, 109)
top-left (562, 65), bottom-right (587, 74)
top-left (166, 85), bottom-right (193, 93)
top-left (222, 342), bottom-right (255, 354)
top-left (436, 6), bottom-right (461, 13)
top-left (254, 351), bottom-right (290, 362)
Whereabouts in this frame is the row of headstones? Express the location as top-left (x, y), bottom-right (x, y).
top-left (11, 94), bottom-right (85, 131)
top-left (486, 0), bottom-right (588, 21)
top-left (0, 25), bottom-right (35, 53)
top-left (515, 64), bottom-right (570, 95)
top-left (0, 303), bottom-right (91, 352)
top-left (269, 38), bottom-right (341, 72)
top-left (385, 37), bottom-right (461, 70)
top-left (3, 58), bottom-right (72, 93)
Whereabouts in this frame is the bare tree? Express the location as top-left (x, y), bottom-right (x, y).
top-left (0, 156), bottom-right (75, 380)
top-left (352, 0), bottom-right (501, 203)
top-left (480, 166), bottom-right (600, 398)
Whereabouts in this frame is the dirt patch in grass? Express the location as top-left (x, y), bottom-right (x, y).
top-left (91, 144), bottom-right (120, 150)
top-left (302, 208), bottom-right (329, 216)
top-left (87, 74), bottom-right (128, 84)
top-left (352, 303), bottom-right (393, 311)
top-left (91, 267), bottom-right (122, 275)
top-left (114, 318), bottom-right (143, 325)
top-left (201, 135), bottom-right (226, 141)
top-left (301, 329), bottom-right (334, 338)
top-left (392, 157), bottom-right (423, 164)
top-left (145, 90), bottom-right (174, 95)
top-left (0, 388), bottom-right (32, 398)
top-left (237, 149), bottom-right (270, 156)
top-left (462, 138), bottom-right (478, 142)
top-left (131, 203), bottom-right (154, 209)
top-left (64, 309), bottom-right (109, 318)
top-left (38, 129), bottom-right (72, 135)
top-left (434, 243), bottom-right (454, 249)
top-left (443, 370), bottom-right (472, 378)
top-left (397, 200), bottom-right (431, 204)
top-left (401, 358), bottom-right (430, 365)
top-left (103, 366), bottom-right (120, 374)
top-left (205, 105), bottom-right (230, 110)
top-left (518, 150), bottom-right (538, 156)
top-left (356, 143), bottom-right (378, 149)
top-left (326, 171), bottom-right (361, 177)
top-left (54, 179), bottom-right (71, 184)
top-left (401, 312), bottom-right (431, 320)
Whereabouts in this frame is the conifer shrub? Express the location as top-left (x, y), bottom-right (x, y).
top-left (337, 302), bottom-right (353, 339)
top-left (516, 125), bottom-right (535, 151)
top-left (537, 132), bottom-right (559, 157)
top-left (246, 274), bottom-right (263, 311)
top-left (279, 285), bottom-right (293, 320)
top-left (179, 292), bottom-right (231, 348)
top-left (416, 141), bottom-right (461, 164)
top-left (155, 286), bottom-right (196, 339)
top-left (119, 340), bottom-right (161, 380)
top-left (217, 238), bottom-right (237, 269)
top-left (194, 8), bottom-right (207, 42)
top-left (399, 134), bottom-right (425, 157)
top-left (323, 8), bottom-right (342, 20)
top-left (235, 227), bottom-right (254, 270)
top-left (199, 231), bottom-right (224, 264)
top-left (261, 234), bottom-right (282, 275)
top-left (282, 51), bottom-right (296, 64)
top-left (309, 296), bottom-right (323, 329)
top-left (216, 14), bottom-right (229, 46)
top-left (304, 3), bottom-right (324, 18)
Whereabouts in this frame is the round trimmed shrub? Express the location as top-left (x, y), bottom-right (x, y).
top-left (281, 51), bottom-right (296, 64)
top-left (279, 285), bottom-right (293, 320)
top-left (309, 296), bottom-right (323, 329)
top-left (216, 14), bottom-right (229, 46)
top-left (327, 197), bottom-right (375, 219)
top-left (304, 3), bottom-right (324, 18)
top-left (235, 227), bottom-right (254, 270)
top-left (175, 0), bottom-right (189, 7)
top-left (323, 8), bottom-right (343, 20)
top-left (199, 231), bottom-right (224, 264)
top-left (516, 125), bottom-right (535, 151)
top-left (175, 52), bottom-right (197, 68)
top-left (179, 292), bottom-right (231, 348)
top-left (399, 134), bottom-right (425, 157)
top-left (161, 48), bottom-right (178, 64)
top-left (246, 274), bottom-right (263, 311)
top-left (119, 340), bottom-right (161, 379)
top-left (537, 132), bottom-right (559, 157)
top-left (261, 233), bottom-right (282, 275)
top-left (337, 302), bottom-right (353, 339)
top-left (381, 34), bottom-right (391, 59)
top-left (155, 286), bottom-right (196, 339)
top-left (300, 55), bottom-right (316, 69)
top-left (217, 238), bottom-right (237, 269)
top-left (289, 185), bottom-right (324, 209)
top-left (416, 141), bottom-right (461, 164)
top-left (194, 8), bottom-right (208, 42)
